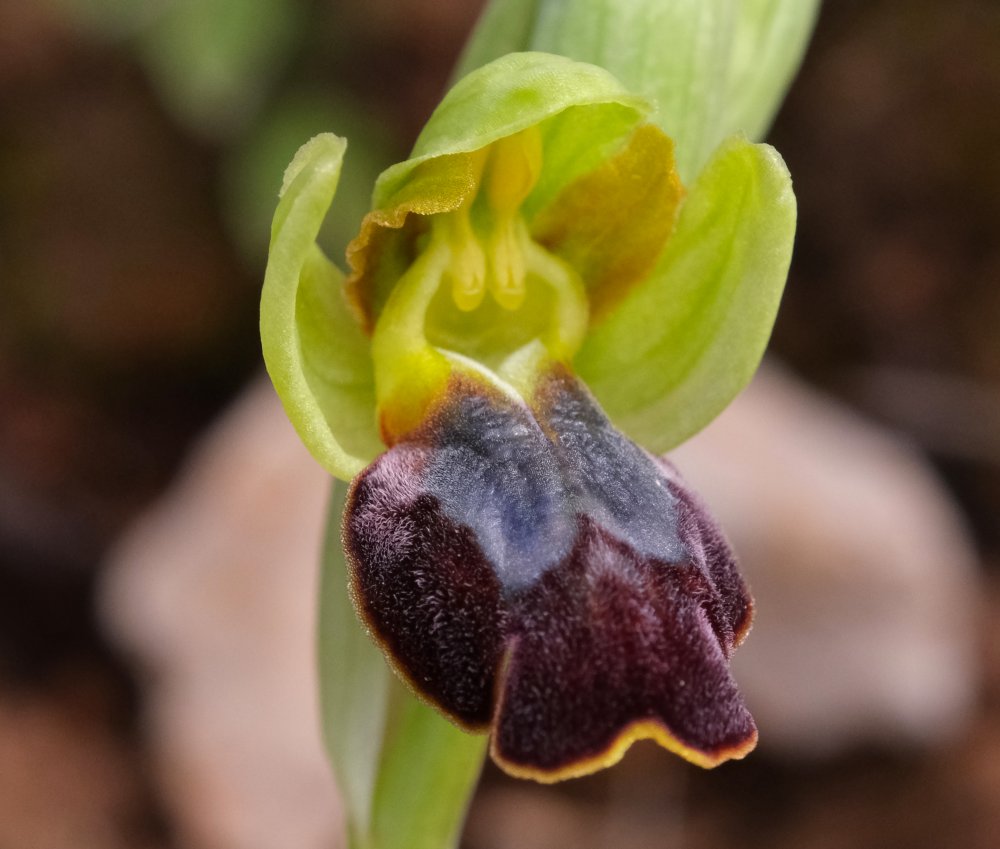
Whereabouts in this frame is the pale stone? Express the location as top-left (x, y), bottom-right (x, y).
top-left (101, 379), bottom-right (342, 849)
top-left (101, 363), bottom-right (980, 849)
top-left (671, 363), bottom-right (980, 755)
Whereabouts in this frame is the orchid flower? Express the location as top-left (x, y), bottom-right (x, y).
top-left (262, 51), bottom-right (795, 788)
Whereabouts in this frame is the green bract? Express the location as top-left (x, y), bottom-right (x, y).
top-left (261, 51), bottom-right (795, 482)
top-left (457, 0), bottom-right (820, 181)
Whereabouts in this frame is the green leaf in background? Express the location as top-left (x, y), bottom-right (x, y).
top-left (138, 0), bottom-right (303, 137)
top-left (456, 0), bottom-right (820, 179)
top-left (222, 90), bottom-right (396, 267)
top-left (575, 135), bottom-right (796, 452)
top-left (320, 480), bottom-right (486, 849)
top-left (56, 0), bottom-right (304, 138)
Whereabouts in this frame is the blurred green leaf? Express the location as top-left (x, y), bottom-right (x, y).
top-left (223, 90), bottom-right (396, 267)
top-left (56, 0), bottom-right (304, 137)
top-left (50, 0), bottom-right (162, 39)
top-left (138, 0), bottom-right (304, 137)
top-left (451, 0), bottom-right (539, 71)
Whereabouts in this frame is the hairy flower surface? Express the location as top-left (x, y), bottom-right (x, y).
top-left (261, 52), bottom-right (796, 781)
top-left (346, 367), bottom-right (755, 779)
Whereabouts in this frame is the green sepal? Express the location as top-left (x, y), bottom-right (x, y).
top-left (575, 135), bottom-right (796, 452)
top-left (457, 0), bottom-right (819, 180)
top-left (452, 0), bottom-right (537, 70)
top-left (260, 134), bottom-right (381, 481)
top-left (348, 52), bottom-right (664, 381)
top-left (374, 52), bottom-right (650, 209)
top-left (319, 480), bottom-right (486, 849)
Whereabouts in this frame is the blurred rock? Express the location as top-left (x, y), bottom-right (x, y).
top-left (101, 362), bottom-right (979, 849)
top-left (466, 745), bottom-right (687, 849)
top-left (672, 362), bottom-right (980, 755)
top-left (101, 380), bottom-right (341, 849)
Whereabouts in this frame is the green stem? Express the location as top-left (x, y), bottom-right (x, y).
top-left (318, 479), bottom-right (487, 849)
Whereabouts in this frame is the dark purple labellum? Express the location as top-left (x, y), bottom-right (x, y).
top-left (345, 368), bottom-right (756, 781)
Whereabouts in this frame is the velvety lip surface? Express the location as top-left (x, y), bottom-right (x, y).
top-left (345, 369), bottom-right (755, 780)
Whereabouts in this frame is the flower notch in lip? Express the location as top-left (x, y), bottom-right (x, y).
top-left (345, 367), bottom-right (756, 782)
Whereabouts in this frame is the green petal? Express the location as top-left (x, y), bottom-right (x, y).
top-left (320, 480), bottom-right (486, 849)
top-left (260, 134), bottom-right (381, 481)
top-left (575, 136), bottom-right (796, 452)
top-left (373, 52), bottom-right (649, 208)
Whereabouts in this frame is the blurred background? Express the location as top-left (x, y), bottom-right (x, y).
top-left (1, 1), bottom-right (999, 847)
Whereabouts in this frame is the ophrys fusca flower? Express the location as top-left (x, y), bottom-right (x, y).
top-left (261, 51), bottom-right (795, 781)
